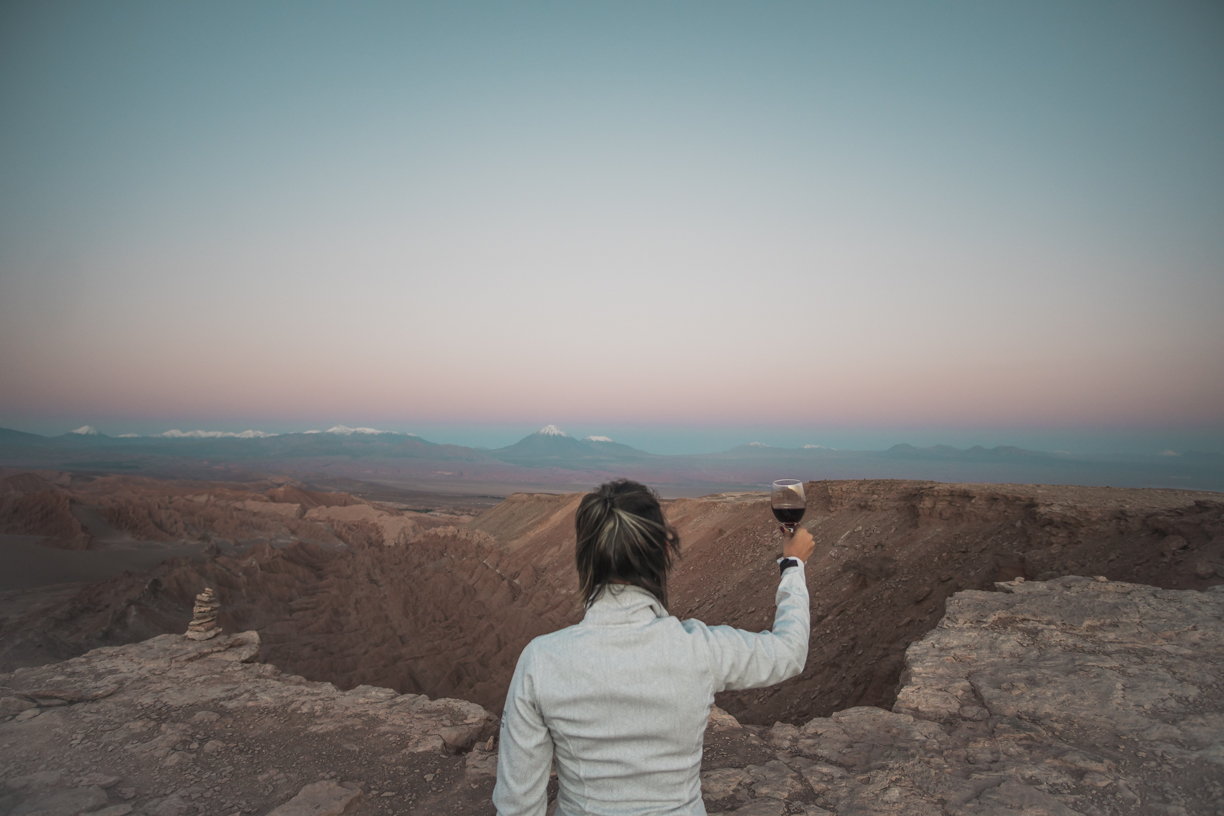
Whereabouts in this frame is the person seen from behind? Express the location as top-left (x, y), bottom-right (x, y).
top-left (494, 478), bottom-right (815, 815)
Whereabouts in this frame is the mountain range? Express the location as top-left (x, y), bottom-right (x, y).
top-left (1, 424), bottom-right (1221, 495)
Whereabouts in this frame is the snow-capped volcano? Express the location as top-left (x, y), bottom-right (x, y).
top-left (536, 425), bottom-right (568, 437)
top-left (70, 425), bottom-right (98, 435)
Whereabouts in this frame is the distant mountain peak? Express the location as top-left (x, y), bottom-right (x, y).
top-left (158, 429), bottom-right (278, 439)
top-left (70, 425), bottom-right (98, 435)
top-left (320, 425), bottom-right (413, 436)
top-left (326, 425), bottom-right (384, 435)
top-left (491, 424), bottom-right (653, 466)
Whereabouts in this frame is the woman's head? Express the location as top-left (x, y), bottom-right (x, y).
top-left (575, 479), bottom-right (681, 609)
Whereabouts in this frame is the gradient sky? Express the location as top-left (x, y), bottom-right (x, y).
top-left (1, 1), bottom-right (1222, 454)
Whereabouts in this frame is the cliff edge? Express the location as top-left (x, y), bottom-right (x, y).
top-left (2, 576), bottom-right (1221, 815)
top-left (748, 576), bottom-right (1224, 815)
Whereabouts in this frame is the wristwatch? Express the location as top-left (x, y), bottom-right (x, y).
top-left (778, 557), bottom-right (801, 574)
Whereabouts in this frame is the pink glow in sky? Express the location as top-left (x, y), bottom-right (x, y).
top-left (1, 2), bottom-right (1221, 453)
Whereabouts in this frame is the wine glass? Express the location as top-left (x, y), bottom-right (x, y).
top-left (771, 479), bottom-right (806, 533)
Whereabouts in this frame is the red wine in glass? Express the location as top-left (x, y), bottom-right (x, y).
top-left (771, 479), bottom-right (806, 533)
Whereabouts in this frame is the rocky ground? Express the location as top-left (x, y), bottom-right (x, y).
top-left (0, 632), bottom-right (499, 816)
top-left (2, 576), bottom-right (1220, 815)
top-left (754, 576), bottom-right (1224, 816)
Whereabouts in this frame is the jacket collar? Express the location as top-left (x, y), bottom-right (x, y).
top-left (582, 584), bottom-right (668, 626)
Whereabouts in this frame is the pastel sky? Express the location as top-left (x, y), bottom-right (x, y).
top-left (1, 1), bottom-right (1222, 454)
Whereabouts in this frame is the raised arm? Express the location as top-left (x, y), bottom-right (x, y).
top-left (687, 527), bottom-right (814, 692)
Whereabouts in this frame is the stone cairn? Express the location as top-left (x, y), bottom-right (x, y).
top-left (186, 587), bottom-right (221, 641)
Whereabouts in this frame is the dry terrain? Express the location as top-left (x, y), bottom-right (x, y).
top-left (1, 576), bottom-right (1219, 815)
top-left (0, 471), bottom-right (1221, 731)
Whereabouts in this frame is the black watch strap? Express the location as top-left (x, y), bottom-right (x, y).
top-left (778, 557), bottom-right (800, 574)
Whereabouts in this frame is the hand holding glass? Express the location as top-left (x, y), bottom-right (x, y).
top-left (771, 479), bottom-right (806, 533)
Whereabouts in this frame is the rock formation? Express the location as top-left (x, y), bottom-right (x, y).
top-left (746, 577), bottom-right (1224, 815)
top-left (184, 588), bottom-right (220, 641)
top-left (2, 478), bottom-right (1221, 731)
top-left (0, 631), bottom-right (499, 815)
top-left (1, 577), bottom-right (1220, 815)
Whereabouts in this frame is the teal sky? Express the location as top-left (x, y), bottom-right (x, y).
top-left (1, 1), bottom-right (1222, 454)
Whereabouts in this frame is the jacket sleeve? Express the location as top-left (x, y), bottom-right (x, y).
top-left (493, 644), bottom-right (554, 816)
top-left (686, 561), bottom-right (810, 692)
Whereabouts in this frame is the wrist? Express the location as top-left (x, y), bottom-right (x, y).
top-left (777, 557), bottom-right (801, 574)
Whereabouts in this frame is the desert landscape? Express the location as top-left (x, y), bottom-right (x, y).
top-left (4, 3), bottom-right (1223, 813)
top-left (1, 467), bottom-right (1222, 814)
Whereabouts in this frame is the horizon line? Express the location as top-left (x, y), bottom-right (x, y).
top-left (0, 423), bottom-right (1214, 460)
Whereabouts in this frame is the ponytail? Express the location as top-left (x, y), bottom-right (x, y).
top-left (575, 479), bottom-right (680, 609)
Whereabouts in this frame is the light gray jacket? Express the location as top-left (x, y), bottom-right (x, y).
top-left (493, 564), bottom-right (810, 816)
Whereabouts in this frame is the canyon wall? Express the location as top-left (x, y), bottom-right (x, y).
top-left (1, 476), bottom-right (1221, 729)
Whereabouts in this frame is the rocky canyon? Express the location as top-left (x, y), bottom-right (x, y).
top-left (1, 470), bottom-right (1222, 814)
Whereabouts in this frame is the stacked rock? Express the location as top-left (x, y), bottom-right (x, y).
top-left (186, 587), bottom-right (221, 641)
